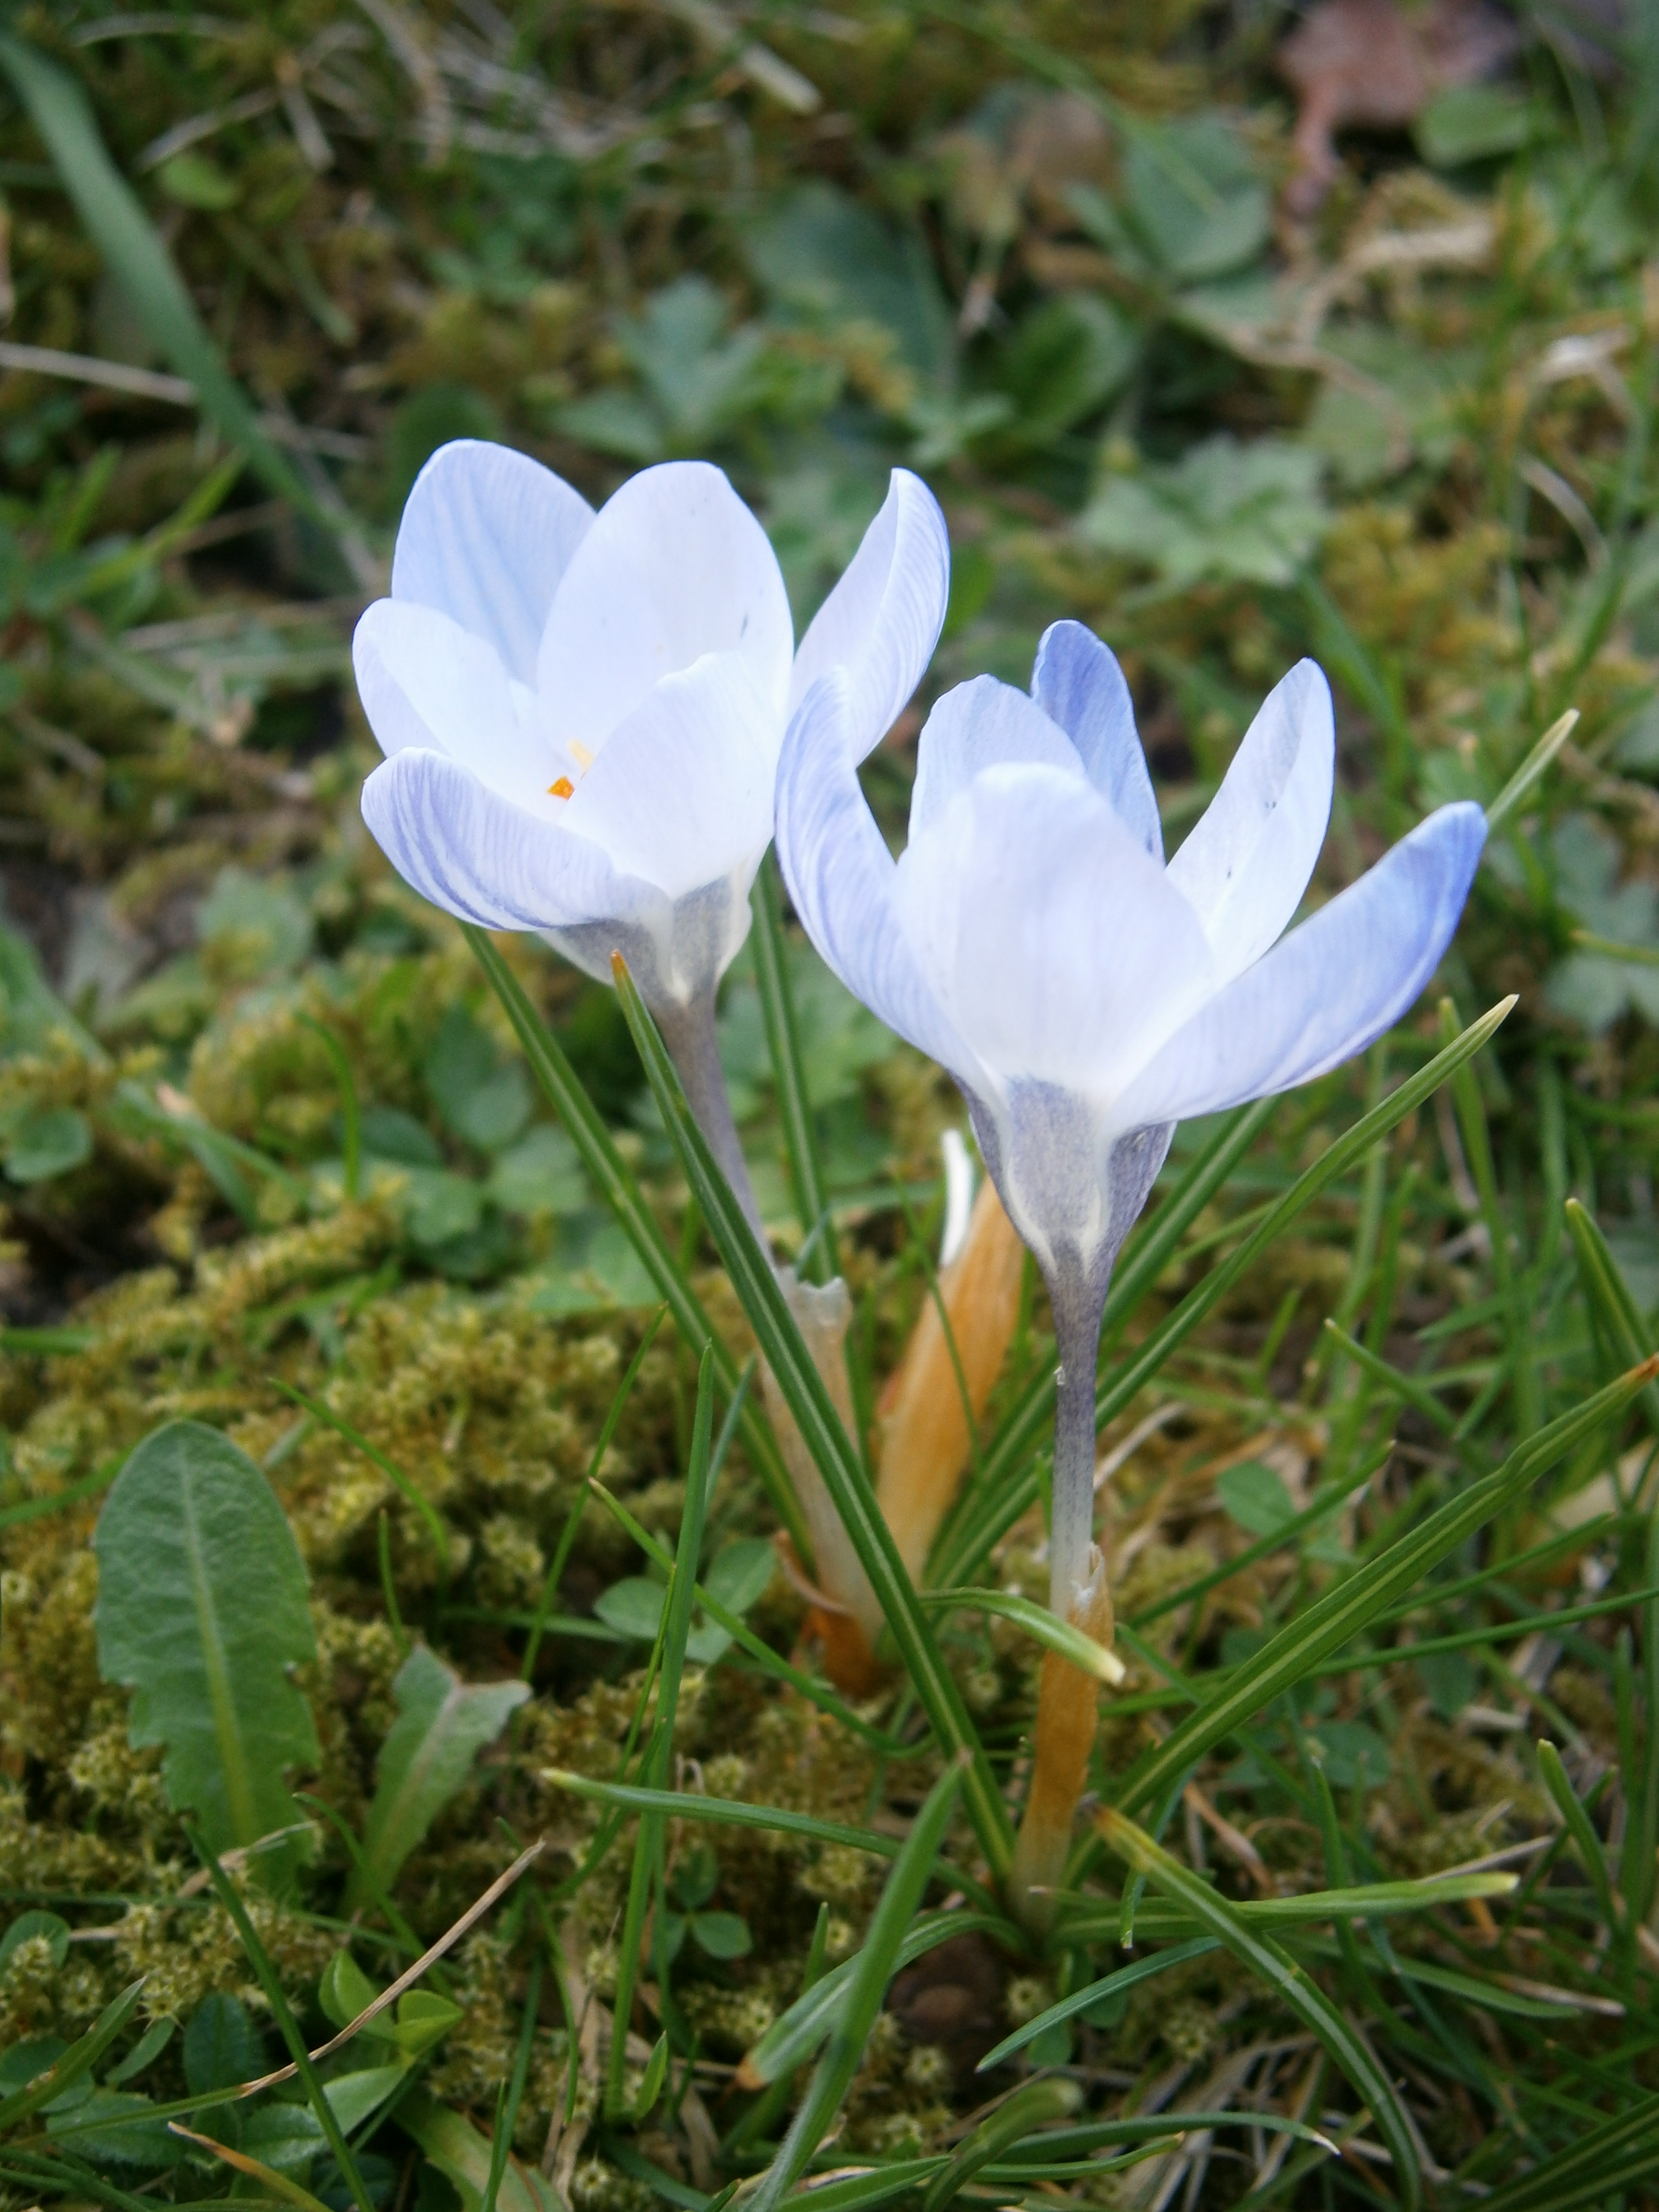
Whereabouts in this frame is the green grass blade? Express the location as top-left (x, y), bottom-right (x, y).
top-left (585, 1478), bottom-right (905, 1753)
top-left (545, 1771), bottom-right (902, 1860)
top-left (737, 1909), bottom-right (1012, 2088)
top-left (1098, 1806), bottom-right (1421, 2211)
top-left (752, 855), bottom-right (835, 1282)
top-left (1110, 1356), bottom-right (1656, 1818)
top-left (1484, 708), bottom-right (1579, 835)
top-left (465, 925), bottom-right (807, 1557)
top-left (946, 1001), bottom-right (1515, 1582)
top-left (920, 2076), bottom-right (1080, 2212)
top-left (0, 1977), bottom-right (145, 2130)
top-left (918, 1588), bottom-right (1125, 1681)
top-left (612, 956), bottom-right (1013, 1877)
top-left (1565, 1197), bottom-right (1659, 1437)
top-left (977, 1939), bottom-right (1217, 2071)
top-left (607, 1343), bottom-right (715, 2118)
top-left (186, 1828), bottom-right (376, 2212)
top-left (480, 1958), bottom-right (541, 2212)
top-left (0, 35), bottom-right (315, 521)
top-left (523, 1309), bottom-right (669, 1681)
top-left (1471, 2089), bottom-right (1659, 2212)
top-left (747, 1756), bottom-right (967, 2212)
top-left (1536, 1739), bottom-right (1623, 1936)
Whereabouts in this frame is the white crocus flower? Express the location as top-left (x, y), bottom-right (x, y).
top-left (353, 440), bottom-right (948, 1226)
top-left (776, 621), bottom-right (1486, 1920)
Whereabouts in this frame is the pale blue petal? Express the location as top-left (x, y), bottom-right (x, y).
top-left (894, 759), bottom-right (1213, 1098)
top-left (536, 460), bottom-right (793, 756)
top-left (391, 440), bottom-right (594, 687)
top-left (362, 747), bottom-right (661, 935)
top-left (559, 651), bottom-right (778, 901)
top-left (1030, 620), bottom-right (1161, 858)
top-left (1165, 658), bottom-right (1335, 986)
top-left (353, 600), bottom-right (558, 809)
top-left (908, 676), bottom-right (1084, 843)
top-left (787, 468), bottom-right (950, 761)
top-left (775, 672), bottom-right (988, 1089)
top-left (1112, 803), bottom-right (1487, 1130)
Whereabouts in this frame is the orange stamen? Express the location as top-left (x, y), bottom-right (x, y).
top-left (548, 776), bottom-right (575, 800)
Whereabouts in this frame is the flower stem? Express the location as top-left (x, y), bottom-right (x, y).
top-left (1009, 1267), bottom-right (1111, 1934)
top-left (653, 987), bottom-right (883, 1670)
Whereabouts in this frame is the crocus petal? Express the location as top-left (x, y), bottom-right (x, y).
top-left (894, 760), bottom-right (1215, 1098)
top-left (908, 675), bottom-right (1085, 843)
top-left (353, 601), bottom-right (558, 810)
top-left (391, 440), bottom-right (594, 686)
top-left (1112, 801), bottom-right (1487, 1130)
top-left (776, 672), bottom-right (988, 1090)
top-left (1030, 620), bottom-right (1161, 858)
top-left (559, 651), bottom-right (779, 901)
top-left (535, 461), bottom-right (793, 755)
top-left (787, 468), bottom-right (951, 759)
top-left (362, 747), bottom-right (662, 934)
top-left (1164, 658), bottom-right (1335, 985)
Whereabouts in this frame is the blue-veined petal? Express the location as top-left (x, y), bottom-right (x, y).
top-left (353, 600), bottom-right (557, 809)
top-left (391, 440), bottom-right (594, 686)
top-left (559, 651), bottom-right (778, 902)
top-left (535, 460), bottom-right (793, 755)
top-left (787, 468), bottom-right (950, 759)
top-left (1112, 802), bottom-right (1487, 1130)
top-left (775, 671), bottom-right (987, 1090)
top-left (894, 760), bottom-right (1213, 1098)
top-left (908, 675), bottom-right (1084, 843)
top-left (361, 747), bottom-right (664, 935)
top-left (1031, 620), bottom-right (1161, 857)
top-left (1165, 657), bottom-right (1334, 985)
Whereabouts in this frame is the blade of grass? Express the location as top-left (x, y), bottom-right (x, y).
top-left (606, 1343), bottom-right (715, 2120)
top-left (480, 1958), bottom-right (541, 2212)
top-left (0, 1978), bottom-right (145, 2130)
top-left (522, 1308), bottom-right (669, 1680)
top-left (1098, 1804), bottom-right (1421, 2211)
top-left (185, 1828), bottom-right (376, 2212)
top-left (943, 1002), bottom-right (1516, 1586)
top-left (736, 1909), bottom-right (1011, 2089)
top-left (746, 1755), bottom-right (968, 2212)
top-left (1564, 1197), bottom-right (1659, 1440)
top-left (1470, 2089), bottom-right (1659, 2212)
top-left (920, 2077), bottom-right (1080, 2212)
top-left (613, 955), bottom-right (1013, 1878)
top-left (0, 36), bottom-right (319, 523)
top-left (1536, 1739), bottom-right (1623, 1937)
top-left (752, 854), bottom-right (836, 1283)
top-left (918, 1588), bottom-right (1125, 1682)
top-left (585, 1478), bottom-right (906, 1753)
top-left (1484, 708), bottom-right (1579, 835)
top-left (1110, 1355), bottom-right (1657, 1818)
top-left (465, 925), bottom-right (807, 1559)
top-left (977, 1939), bottom-right (1217, 2070)
top-left (272, 1379), bottom-right (449, 1572)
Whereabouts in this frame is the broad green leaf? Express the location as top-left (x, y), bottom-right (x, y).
top-left (92, 1421), bottom-right (318, 1879)
top-left (397, 2088), bottom-right (561, 2212)
top-left (47, 2087), bottom-right (182, 2168)
top-left (691, 1910), bottom-right (751, 1959)
top-left (749, 1758), bottom-right (967, 2212)
top-left (166, 2122), bottom-right (331, 2212)
top-left (1099, 1806), bottom-right (1421, 2211)
top-left (182, 1994), bottom-right (264, 2095)
top-left (0, 35), bottom-right (312, 518)
top-left (350, 1646), bottom-right (528, 1906)
top-left (3, 1105), bottom-right (92, 1185)
top-left (425, 1006), bottom-right (531, 1153)
top-left (0, 1911), bottom-right (69, 1970)
top-left (612, 956), bottom-right (1011, 1876)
